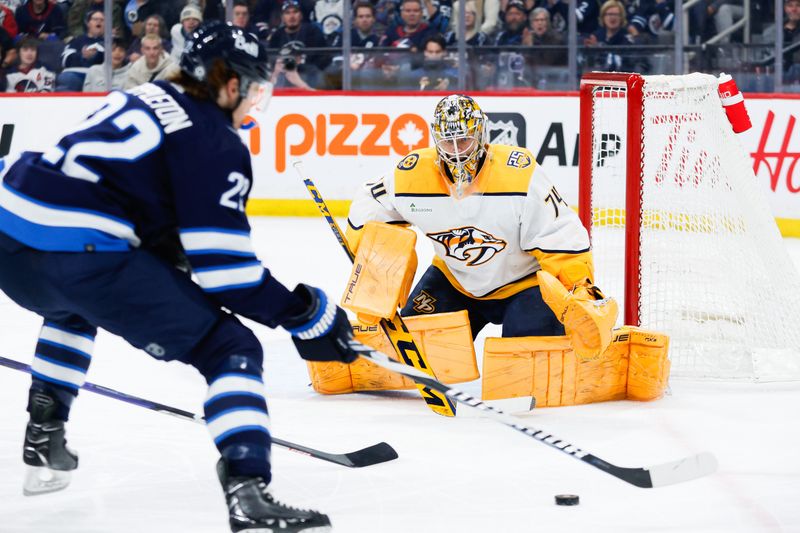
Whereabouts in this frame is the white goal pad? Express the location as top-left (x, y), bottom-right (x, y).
top-left (579, 72), bottom-right (800, 381)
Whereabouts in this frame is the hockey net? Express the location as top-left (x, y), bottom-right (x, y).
top-left (579, 72), bottom-right (800, 381)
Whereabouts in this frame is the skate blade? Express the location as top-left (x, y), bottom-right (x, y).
top-left (23, 465), bottom-right (72, 496)
top-left (239, 526), bottom-right (332, 533)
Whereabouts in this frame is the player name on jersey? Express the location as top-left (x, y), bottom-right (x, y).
top-left (128, 83), bottom-right (193, 135)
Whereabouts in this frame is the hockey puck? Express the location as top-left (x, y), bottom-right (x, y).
top-left (555, 494), bottom-right (580, 506)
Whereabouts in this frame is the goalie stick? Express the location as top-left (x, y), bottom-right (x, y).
top-left (348, 343), bottom-right (718, 488)
top-left (294, 161), bottom-right (457, 418)
top-left (0, 355), bottom-right (397, 469)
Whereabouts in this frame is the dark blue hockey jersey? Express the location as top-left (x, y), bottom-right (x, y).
top-left (0, 81), bottom-right (300, 327)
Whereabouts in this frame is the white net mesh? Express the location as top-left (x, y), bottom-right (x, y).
top-left (587, 73), bottom-right (800, 381)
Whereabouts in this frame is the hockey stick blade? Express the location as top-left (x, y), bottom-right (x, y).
top-left (273, 438), bottom-right (398, 468)
top-left (349, 343), bottom-right (717, 488)
top-left (0, 355), bottom-right (398, 469)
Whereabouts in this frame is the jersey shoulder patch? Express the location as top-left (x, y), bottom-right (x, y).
top-left (505, 149), bottom-right (533, 169)
top-left (397, 153), bottom-right (419, 170)
top-left (482, 144), bottom-right (536, 194)
top-left (393, 148), bottom-right (447, 196)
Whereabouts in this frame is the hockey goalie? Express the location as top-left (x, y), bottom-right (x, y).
top-left (306, 94), bottom-right (670, 407)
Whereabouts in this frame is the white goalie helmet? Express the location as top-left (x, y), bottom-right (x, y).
top-left (430, 94), bottom-right (488, 198)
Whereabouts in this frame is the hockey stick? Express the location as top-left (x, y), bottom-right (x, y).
top-left (0, 355), bottom-right (397, 468)
top-left (348, 342), bottom-right (718, 488)
top-left (294, 161), bottom-right (457, 418)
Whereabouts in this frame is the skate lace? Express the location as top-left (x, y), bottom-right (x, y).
top-left (256, 481), bottom-right (315, 515)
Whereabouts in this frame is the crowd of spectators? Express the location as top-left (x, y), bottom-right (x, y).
top-left (0, 0), bottom-right (796, 92)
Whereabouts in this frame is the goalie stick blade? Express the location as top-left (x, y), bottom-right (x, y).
top-left (586, 451), bottom-right (718, 489)
top-left (646, 451), bottom-right (718, 488)
top-left (272, 438), bottom-right (399, 468)
top-left (350, 343), bottom-right (718, 489)
top-left (456, 396), bottom-right (536, 418)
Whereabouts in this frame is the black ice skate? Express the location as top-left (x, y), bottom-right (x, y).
top-left (217, 459), bottom-right (332, 533)
top-left (22, 392), bottom-right (78, 496)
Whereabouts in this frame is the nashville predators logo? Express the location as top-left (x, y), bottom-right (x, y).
top-left (427, 226), bottom-right (507, 266)
top-left (411, 290), bottom-right (437, 314)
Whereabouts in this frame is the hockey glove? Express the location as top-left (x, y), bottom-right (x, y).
top-left (538, 270), bottom-right (619, 359)
top-left (283, 284), bottom-right (359, 364)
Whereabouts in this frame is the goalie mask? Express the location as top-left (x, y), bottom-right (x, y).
top-left (431, 94), bottom-right (488, 198)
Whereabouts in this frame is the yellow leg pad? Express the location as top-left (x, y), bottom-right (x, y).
top-left (482, 335), bottom-right (628, 406)
top-left (622, 327), bottom-right (671, 401)
top-left (481, 336), bottom-right (573, 405)
top-left (341, 221), bottom-right (418, 323)
top-left (307, 311), bottom-right (477, 394)
top-left (403, 311), bottom-right (479, 384)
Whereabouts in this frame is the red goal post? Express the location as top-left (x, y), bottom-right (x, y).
top-left (577, 72), bottom-right (800, 381)
top-left (579, 73), bottom-right (644, 328)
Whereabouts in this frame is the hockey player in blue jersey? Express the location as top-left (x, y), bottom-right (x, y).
top-left (0, 22), bottom-right (355, 533)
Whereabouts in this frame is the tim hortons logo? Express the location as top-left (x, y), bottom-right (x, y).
top-left (274, 113), bottom-right (429, 172)
top-left (751, 110), bottom-right (800, 193)
top-left (427, 226), bottom-right (507, 266)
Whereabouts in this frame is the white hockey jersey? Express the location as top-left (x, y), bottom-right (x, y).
top-left (346, 145), bottom-right (594, 299)
top-left (5, 66), bottom-right (55, 93)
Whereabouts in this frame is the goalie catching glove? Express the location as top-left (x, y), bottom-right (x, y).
top-left (283, 284), bottom-right (359, 364)
top-left (537, 269), bottom-right (619, 359)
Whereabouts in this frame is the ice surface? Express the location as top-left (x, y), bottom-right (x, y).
top-left (1, 217), bottom-right (799, 533)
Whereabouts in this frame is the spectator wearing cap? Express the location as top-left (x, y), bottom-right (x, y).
top-left (128, 14), bottom-right (170, 63)
top-left (268, 0), bottom-right (329, 70)
top-left (494, 0), bottom-right (527, 44)
top-left (169, 4), bottom-right (201, 62)
top-left (83, 36), bottom-right (131, 91)
top-left (380, 0), bottom-right (432, 49)
top-left (448, 0), bottom-right (496, 40)
top-left (123, 32), bottom-right (175, 88)
top-left (0, 3), bottom-right (18, 39)
top-left (545, 0), bottom-right (599, 36)
top-left (15, 0), bottom-right (66, 40)
top-left (5, 37), bottom-right (54, 92)
top-left (67, 0), bottom-right (124, 39)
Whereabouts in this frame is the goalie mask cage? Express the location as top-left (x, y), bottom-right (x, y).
top-left (578, 72), bottom-right (800, 381)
